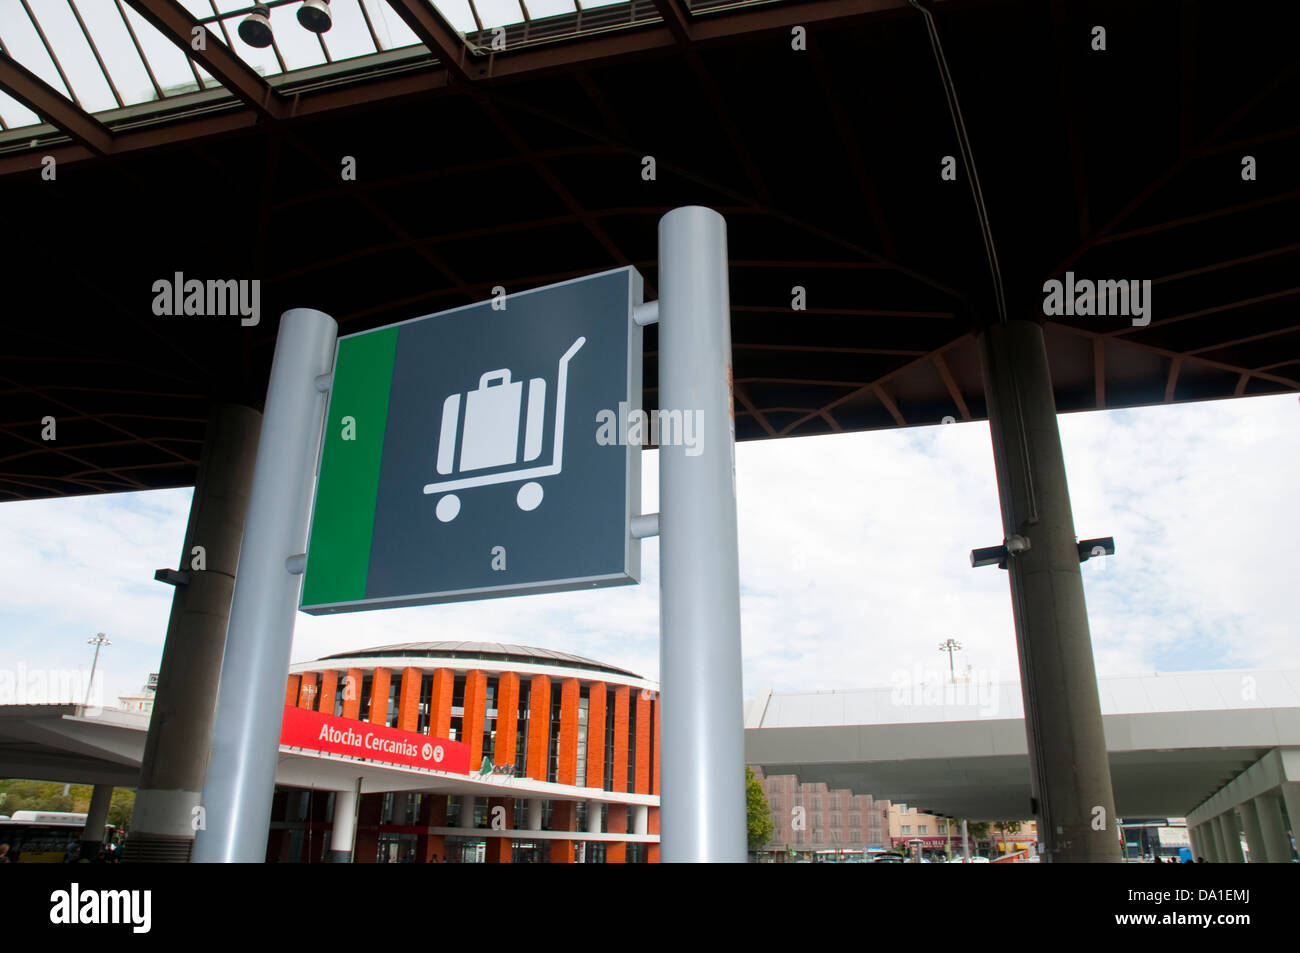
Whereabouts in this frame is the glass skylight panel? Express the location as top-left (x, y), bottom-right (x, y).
top-left (0, 3), bottom-right (71, 100)
top-left (268, 4), bottom-right (329, 70)
top-left (524, 0), bottom-right (580, 19)
top-left (213, 15), bottom-right (284, 79)
top-left (119, 4), bottom-right (203, 96)
top-left (360, 0), bottom-right (421, 50)
top-left (471, 0), bottom-right (527, 30)
top-left (319, 0), bottom-right (381, 62)
top-left (177, 0), bottom-right (212, 18)
top-left (73, 0), bottom-right (160, 106)
top-left (0, 88), bottom-right (40, 130)
top-left (578, 0), bottom-right (627, 10)
top-left (27, 0), bottom-right (118, 111)
top-left (432, 0), bottom-right (480, 35)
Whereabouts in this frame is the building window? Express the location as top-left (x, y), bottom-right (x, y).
top-left (603, 688), bottom-right (616, 791)
top-left (358, 675), bottom-right (373, 721)
top-left (919, 824), bottom-right (928, 834)
top-left (514, 679), bottom-right (531, 777)
top-left (547, 690), bottom-right (562, 783)
top-left (576, 689), bottom-right (589, 788)
top-left (483, 678), bottom-right (497, 765)
top-left (901, 825), bottom-right (912, 834)
top-left (386, 677), bottom-right (400, 728)
top-left (626, 698), bottom-right (637, 793)
top-left (417, 672), bottom-right (433, 735)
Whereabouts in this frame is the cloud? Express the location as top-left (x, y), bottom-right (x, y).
top-left (0, 394), bottom-right (1295, 711)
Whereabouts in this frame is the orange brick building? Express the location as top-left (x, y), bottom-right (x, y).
top-left (268, 642), bottom-right (660, 863)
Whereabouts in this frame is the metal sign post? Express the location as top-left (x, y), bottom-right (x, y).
top-left (657, 206), bottom-right (747, 862)
top-left (190, 210), bottom-right (743, 864)
top-left (192, 308), bottom-right (336, 863)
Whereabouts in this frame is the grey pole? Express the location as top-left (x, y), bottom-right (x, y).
top-left (961, 819), bottom-right (969, 860)
top-left (192, 308), bottom-right (337, 863)
top-left (978, 319), bottom-right (1120, 863)
top-left (84, 633), bottom-right (110, 707)
top-left (657, 206), bottom-right (746, 863)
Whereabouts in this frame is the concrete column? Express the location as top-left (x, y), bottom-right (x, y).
top-left (1208, 814), bottom-right (1227, 862)
top-left (978, 320), bottom-right (1119, 863)
top-left (587, 801), bottom-right (603, 834)
top-left (1189, 824), bottom-right (1208, 862)
top-left (1255, 792), bottom-right (1291, 863)
top-left (1281, 782), bottom-right (1300, 854)
top-left (329, 783), bottom-right (359, 863)
top-left (527, 798), bottom-right (543, 831)
top-left (125, 403), bottom-right (261, 863)
top-left (632, 804), bottom-right (649, 836)
top-left (1223, 811), bottom-right (1246, 863)
top-left (460, 796), bottom-right (476, 828)
top-left (1238, 798), bottom-right (1266, 863)
top-left (80, 784), bottom-right (114, 858)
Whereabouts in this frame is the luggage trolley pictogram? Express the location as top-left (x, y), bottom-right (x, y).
top-left (423, 336), bottom-right (586, 522)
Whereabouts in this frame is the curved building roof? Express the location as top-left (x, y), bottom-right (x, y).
top-left (317, 641), bottom-right (643, 680)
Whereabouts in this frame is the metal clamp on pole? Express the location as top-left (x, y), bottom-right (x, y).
top-left (630, 513), bottom-right (660, 539)
top-left (633, 301), bottom-right (659, 327)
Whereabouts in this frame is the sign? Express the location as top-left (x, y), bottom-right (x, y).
top-left (280, 706), bottom-right (470, 774)
top-left (1156, 826), bottom-right (1191, 847)
top-left (301, 268), bottom-right (643, 613)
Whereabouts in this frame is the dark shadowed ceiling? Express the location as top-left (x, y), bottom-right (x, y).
top-left (1, 0), bottom-right (1296, 501)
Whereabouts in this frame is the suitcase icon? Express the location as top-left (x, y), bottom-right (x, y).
top-left (423, 336), bottom-right (586, 522)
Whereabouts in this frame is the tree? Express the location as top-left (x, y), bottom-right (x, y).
top-left (0, 780), bottom-right (135, 831)
top-left (994, 819), bottom-right (1022, 854)
top-left (745, 767), bottom-right (775, 854)
top-left (966, 821), bottom-right (991, 855)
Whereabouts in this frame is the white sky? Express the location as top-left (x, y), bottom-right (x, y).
top-left (1, 392), bottom-right (1296, 707)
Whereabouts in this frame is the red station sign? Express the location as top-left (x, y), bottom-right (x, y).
top-left (280, 706), bottom-right (470, 774)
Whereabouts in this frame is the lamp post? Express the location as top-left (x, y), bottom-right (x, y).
top-left (937, 638), bottom-right (961, 683)
top-left (85, 632), bottom-right (110, 707)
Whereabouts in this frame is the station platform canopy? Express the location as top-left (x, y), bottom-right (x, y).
top-left (1, 0), bottom-right (1296, 501)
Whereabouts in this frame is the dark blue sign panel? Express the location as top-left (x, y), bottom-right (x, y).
top-left (301, 267), bottom-right (643, 612)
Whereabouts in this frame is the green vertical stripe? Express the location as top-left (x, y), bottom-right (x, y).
top-left (302, 327), bottom-right (399, 608)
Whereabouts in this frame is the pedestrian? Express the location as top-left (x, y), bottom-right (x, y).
top-left (0, 843), bottom-right (10, 863)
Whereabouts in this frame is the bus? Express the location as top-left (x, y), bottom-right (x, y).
top-left (0, 811), bottom-right (117, 863)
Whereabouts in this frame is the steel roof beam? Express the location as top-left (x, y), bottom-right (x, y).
top-left (123, 0), bottom-right (285, 121)
top-left (385, 0), bottom-right (473, 83)
top-left (651, 0), bottom-right (692, 45)
top-left (0, 50), bottom-right (112, 156)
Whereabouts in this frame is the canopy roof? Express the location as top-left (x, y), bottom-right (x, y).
top-left (1, 0), bottom-right (1296, 501)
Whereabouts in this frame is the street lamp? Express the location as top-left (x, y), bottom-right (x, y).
top-left (85, 632), bottom-right (111, 707)
top-left (937, 638), bottom-right (961, 682)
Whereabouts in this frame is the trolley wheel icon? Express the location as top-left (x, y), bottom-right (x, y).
top-left (434, 482), bottom-right (543, 523)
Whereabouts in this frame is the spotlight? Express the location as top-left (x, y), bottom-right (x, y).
top-left (238, 3), bottom-right (274, 48)
top-left (297, 0), bottom-right (333, 33)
